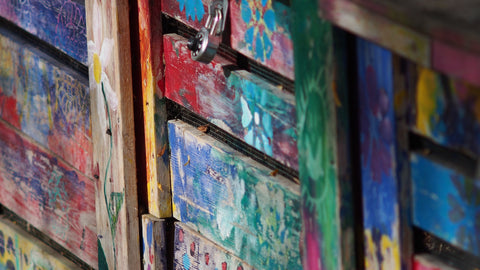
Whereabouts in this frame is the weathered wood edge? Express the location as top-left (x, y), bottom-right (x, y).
top-left (142, 214), bottom-right (167, 270)
top-left (86, 0), bottom-right (140, 269)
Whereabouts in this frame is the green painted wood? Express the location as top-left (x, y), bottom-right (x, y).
top-left (169, 120), bottom-right (301, 269)
top-left (292, 2), bottom-right (355, 269)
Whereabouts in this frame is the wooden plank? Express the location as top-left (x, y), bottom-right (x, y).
top-left (411, 154), bottom-right (480, 256)
top-left (292, 0), bottom-right (356, 267)
top-left (168, 120), bottom-right (301, 269)
top-left (164, 34), bottom-right (298, 170)
top-left (230, 0), bottom-right (294, 80)
top-left (0, 119), bottom-right (96, 266)
top-left (356, 38), bottom-right (401, 269)
top-left (413, 254), bottom-right (457, 270)
top-left (412, 68), bottom-right (480, 157)
top-left (319, 0), bottom-right (430, 67)
top-left (142, 215), bottom-right (167, 270)
top-left (161, 0), bottom-right (206, 30)
top-left (174, 222), bottom-right (254, 270)
top-left (0, 0), bottom-right (87, 64)
top-left (0, 218), bottom-right (80, 269)
top-left (138, 0), bottom-right (172, 218)
top-left (86, 0), bottom-right (140, 269)
top-left (0, 30), bottom-right (92, 178)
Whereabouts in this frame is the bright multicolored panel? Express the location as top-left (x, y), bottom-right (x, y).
top-left (174, 222), bottom-right (254, 270)
top-left (357, 38), bottom-right (401, 269)
top-left (164, 34), bottom-right (298, 169)
top-left (142, 215), bottom-right (167, 270)
top-left (0, 0), bottom-right (87, 64)
top-left (412, 154), bottom-right (480, 256)
top-left (0, 31), bottom-right (92, 177)
top-left (161, 0), bottom-right (207, 30)
top-left (413, 68), bottom-right (480, 156)
top-left (0, 120), bottom-right (96, 266)
top-left (413, 254), bottom-right (457, 270)
top-left (169, 120), bottom-right (301, 269)
top-left (231, 0), bottom-right (294, 79)
top-left (0, 218), bottom-right (78, 270)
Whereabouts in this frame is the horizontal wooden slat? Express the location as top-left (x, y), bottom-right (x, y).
top-left (0, 119), bottom-right (96, 266)
top-left (0, 218), bottom-right (80, 269)
top-left (161, 0), bottom-right (206, 30)
top-left (412, 68), bottom-right (480, 157)
top-left (169, 120), bottom-right (301, 269)
top-left (174, 222), bottom-right (253, 270)
top-left (0, 30), bottom-right (92, 178)
top-left (0, 0), bottom-right (87, 64)
top-left (411, 154), bottom-right (480, 256)
top-left (164, 34), bottom-right (298, 170)
top-left (413, 254), bottom-right (457, 270)
top-left (230, 0), bottom-right (294, 79)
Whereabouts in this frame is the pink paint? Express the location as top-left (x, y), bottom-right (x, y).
top-left (304, 213), bottom-right (323, 270)
top-left (432, 40), bottom-right (480, 87)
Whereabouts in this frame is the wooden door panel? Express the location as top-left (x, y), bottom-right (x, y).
top-left (411, 68), bottom-right (480, 157)
top-left (164, 34), bottom-right (298, 170)
top-left (0, 0), bottom-right (87, 64)
top-left (0, 218), bottom-right (80, 269)
top-left (169, 120), bottom-right (301, 269)
top-left (412, 154), bottom-right (480, 256)
top-left (0, 119), bottom-right (96, 266)
top-left (174, 222), bottom-right (253, 270)
top-left (0, 31), bottom-right (92, 178)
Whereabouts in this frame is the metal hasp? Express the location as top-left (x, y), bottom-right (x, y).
top-left (187, 0), bottom-right (227, 63)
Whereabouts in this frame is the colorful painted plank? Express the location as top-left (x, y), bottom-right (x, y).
top-left (0, 119), bottom-right (96, 266)
top-left (357, 38), bottom-right (401, 269)
top-left (142, 215), bottom-right (167, 270)
top-left (86, 0), bottom-right (140, 268)
top-left (413, 254), bottom-right (457, 270)
top-left (412, 154), bottom-right (480, 256)
top-left (0, 0), bottom-right (87, 64)
top-left (0, 218), bottom-right (79, 269)
top-left (412, 68), bottom-right (480, 156)
top-left (230, 0), bottom-right (294, 79)
top-left (164, 34), bottom-right (298, 170)
top-left (169, 120), bottom-right (301, 269)
top-left (174, 222), bottom-right (254, 270)
top-left (0, 30), bottom-right (91, 178)
top-left (161, 0), bottom-right (206, 30)
top-left (137, 0), bottom-right (172, 218)
top-left (292, 0), bottom-right (356, 268)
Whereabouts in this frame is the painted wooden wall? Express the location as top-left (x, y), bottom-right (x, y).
top-left (0, 218), bottom-right (79, 270)
top-left (142, 215), bottom-right (167, 270)
top-left (0, 24), bottom-right (96, 266)
top-left (0, 0), bottom-right (87, 64)
top-left (169, 120), bottom-right (301, 269)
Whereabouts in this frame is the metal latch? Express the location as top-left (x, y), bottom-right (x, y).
top-left (187, 0), bottom-right (228, 63)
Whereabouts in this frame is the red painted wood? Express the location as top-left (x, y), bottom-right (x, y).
top-left (164, 34), bottom-right (298, 169)
top-left (0, 119), bottom-right (96, 266)
top-left (161, 0), bottom-right (207, 30)
top-left (413, 254), bottom-right (457, 270)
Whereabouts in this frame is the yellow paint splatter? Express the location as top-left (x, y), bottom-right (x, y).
top-left (364, 229), bottom-right (400, 270)
top-left (416, 68), bottom-right (438, 136)
top-left (93, 53), bottom-right (101, 84)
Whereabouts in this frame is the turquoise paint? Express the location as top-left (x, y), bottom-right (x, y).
top-left (176, 0), bottom-right (204, 22)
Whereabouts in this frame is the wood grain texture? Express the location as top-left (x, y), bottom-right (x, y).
top-left (292, 1), bottom-right (356, 269)
top-left (357, 38), bottom-right (401, 269)
top-left (0, 30), bottom-right (92, 178)
top-left (230, 0), bottom-right (294, 79)
top-left (174, 222), bottom-right (254, 270)
top-left (86, 0), bottom-right (140, 268)
top-left (0, 218), bottom-right (80, 270)
top-left (164, 34), bottom-right (298, 170)
top-left (142, 215), bottom-right (167, 270)
top-left (412, 154), bottom-right (480, 256)
top-left (0, 0), bottom-right (87, 64)
top-left (0, 119), bottom-right (96, 266)
top-left (413, 254), bottom-right (457, 270)
top-left (412, 68), bottom-right (480, 157)
top-left (169, 120), bottom-right (301, 269)
top-left (137, 0), bottom-right (172, 218)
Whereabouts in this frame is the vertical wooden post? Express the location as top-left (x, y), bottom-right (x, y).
top-left (292, 1), bottom-right (356, 269)
top-left (86, 0), bottom-right (141, 269)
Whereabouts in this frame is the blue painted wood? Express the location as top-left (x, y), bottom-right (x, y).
top-left (0, 0), bottom-right (87, 64)
top-left (357, 38), bottom-right (401, 269)
top-left (412, 154), bottom-right (480, 256)
top-left (168, 120), bottom-right (301, 270)
top-left (142, 215), bottom-right (167, 270)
